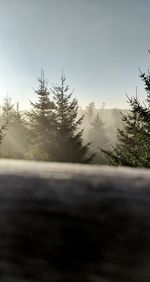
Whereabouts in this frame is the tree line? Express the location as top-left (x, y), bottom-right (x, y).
top-left (0, 71), bottom-right (92, 163)
top-left (1, 54), bottom-right (150, 168)
top-left (0, 70), bottom-right (113, 164)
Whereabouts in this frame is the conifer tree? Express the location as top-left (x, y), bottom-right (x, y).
top-left (51, 71), bottom-right (93, 163)
top-left (0, 108), bottom-right (7, 159)
top-left (0, 123), bottom-right (7, 150)
top-left (82, 101), bottom-right (96, 140)
top-left (12, 102), bottom-right (30, 159)
top-left (88, 113), bottom-right (109, 164)
top-left (26, 69), bottom-right (55, 161)
top-left (101, 70), bottom-right (150, 167)
top-left (2, 95), bottom-right (15, 123)
top-left (85, 102), bottom-right (96, 123)
top-left (15, 102), bottom-right (22, 123)
top-left (1, 97), bottom-right (29, 159)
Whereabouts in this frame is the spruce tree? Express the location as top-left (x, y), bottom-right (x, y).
top-left (51, 72), bottom-right (93, 163)
top-left (12, 102), bottom-right (30, 159)
top-left (1, 97), bottom-right (29, 159)
top-left (0, 123), bottom-right (7, 150)
top-left (0, 105), bottom-right (7, 159)
top-left (101, 71), bottom-right (150, 167)
top-left (0, 96), bottom-right (15, 158)
top-left (26, 70), bottom-right (55, 161)
top-left (2, 95), bottom-right (15, 123)
top-left (85, 102), bottom-right (96, 123)
top-left (82, 101), bottom-right (96, 140)
top-left (88, 113), bottom-right (110, 164)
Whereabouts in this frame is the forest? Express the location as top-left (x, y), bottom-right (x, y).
top-left (0, 65), bottom-right (150, 168)
top-left (0, 70), bottom-right (123, 165)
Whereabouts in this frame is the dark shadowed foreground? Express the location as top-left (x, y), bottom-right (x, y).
top-left (0, 160), bottom-right (150, 281)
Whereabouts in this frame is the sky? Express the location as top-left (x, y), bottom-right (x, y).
top-left (0, 0), bottom-right (150, 110)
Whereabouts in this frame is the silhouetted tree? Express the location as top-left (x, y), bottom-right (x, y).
top-left (1, 98), bottom-right (29, 159)
top-left (101, 67), bottom-right (150, 167)
top-left (51, 72), bottom-right (93, 163)
top-left (0, 122), bottom-right (7, 155)
top-left (2, 95), bottom-right (15, 123)
top-left (85, 101), bottom-right (96, 123)
top-left (88, 113), bottom-right (109, 164)
top-left (26, 70), bottom-right (56, 161)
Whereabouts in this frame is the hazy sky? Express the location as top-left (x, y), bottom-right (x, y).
top-left (0, 0), bottom-right (150, 109)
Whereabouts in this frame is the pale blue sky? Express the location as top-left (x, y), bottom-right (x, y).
top-left (0, 0), bottom-right (150, 109)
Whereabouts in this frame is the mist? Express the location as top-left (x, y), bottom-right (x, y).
top-left (0, 88), bottom-right (126, 165)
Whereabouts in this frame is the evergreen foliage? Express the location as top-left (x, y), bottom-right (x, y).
top-left (51, 72), bottom-right (93, 163)
top-left (26, 69), bottom-right (55, 161)
top-left (101, 70), bottom-right (150, 167)
top-left (1, 97), bottom-right (29, 159)
top-left (2, 95), bottom-right (15, 123)
top-left (0, 123), bottom-right (7, 149)
top-left (85, 102), bottom-right (96, 123)
top-left (88, 113), bottom-right (109, 164)
top-left (0, 70), bottom-right (126, 164)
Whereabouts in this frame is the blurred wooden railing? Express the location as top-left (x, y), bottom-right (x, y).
top-left (0, 159), bottom-right (149, 281)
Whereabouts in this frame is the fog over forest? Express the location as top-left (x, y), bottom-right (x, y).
top-left (1, 2), bottom-right (150, 282)
top-left (0, 71), bottom-right (127, 165)
top-left (1, 1), bottom-right (150, 167)
top-left (1, 62), bottom-right (150, 168)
